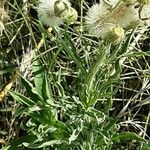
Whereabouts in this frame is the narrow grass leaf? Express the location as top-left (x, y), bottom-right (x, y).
top-left (119, 29), bottom-right (135, 55)
top-left (59, 34), bottom-right (86, 75)
top-left (120, 51), bottom-right (150, 58)
top-left (9, 91), bottom-right (35, 106)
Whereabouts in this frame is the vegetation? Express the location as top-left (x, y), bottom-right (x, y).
top-left (0, 0), bottom-right (150, 149)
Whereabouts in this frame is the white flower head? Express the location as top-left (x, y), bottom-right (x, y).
top-left (112, 1), bottom-right (140, 29)
top-left (85, 2), bottom-right (125, 44)
top-left (37, 0), bottom-right (71, 27)
top-left (140, 4), bottom-right (150, 26)
top-left (85, 1), bottom-right (144, 40)
top-left (85, 3), bottom-right (113, 37)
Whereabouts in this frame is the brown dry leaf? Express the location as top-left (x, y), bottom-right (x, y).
top-left (0, 71), bottom-right (19, 102)
top-left (0, 138), bottom-right (6, 144)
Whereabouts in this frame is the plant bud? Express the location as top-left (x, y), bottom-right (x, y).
top-left (54, 0), bottom-right (69, 17)
top-left (60, 7), bottom-right (78, 24)
top-left (105, 26), bottom-right (125, 44)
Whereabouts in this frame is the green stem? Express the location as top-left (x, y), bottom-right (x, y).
top-left (85, 48), bottom-right (106, 92)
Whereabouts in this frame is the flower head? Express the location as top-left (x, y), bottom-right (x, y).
top-left (54, 0), bottom-right (71, 17)
top-left (105, 26), bottom-right (125, 44)
top-left (60, 7), bottom-right (78, 24)
top-left (85, 3), bottom-right (113, 37)
top-left (37, 0), bottom-right (77, 27)
top-left (114, 1), bottom-right (143, 30)
top-left (37, 0), bottom-right (62, 27)
top-left (85, 0), bottom-right (150, 43)
top-left (140, 4), bottom-right (150, 25)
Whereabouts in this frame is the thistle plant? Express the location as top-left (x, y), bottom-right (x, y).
top-left (20, 0), bottom-right (78, 79)
top-left (85, 0), bottom-right (150, 44)
top-left (37, 0), bottom-right (78, 27)
top-left (1, 0), bottom-right (150, 150)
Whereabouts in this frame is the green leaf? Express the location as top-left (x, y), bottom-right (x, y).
top-left (142, 142), bottom-right (150, 150)
top-left (109, 59), bottom-right (122, 80)
top-left (13, 106), bottom-right (27, 117)
top-left (9, 91), bottom-right (35, 107)
top-left (22, 140), bottom-right (62, 149)
top-left (104, 118), bottom-right (118, 131)
top-left (69, 129), bottom-right (79, 144)
top-left (54, 120), bottom-right (70, 132)
top-left (32, 51), bottom-right (52, 101)
top-left (28, 108), bottom-right (54, 125)
top-left (49, 46), bottom-right (63, 71)
top-left (32, 50), bottom-right (45, 96)
top-left (119, 29), bottom-right (135, 55)
top-left (112, 132), bottom-right (146, 143)
top-left (42, 74), bottom-right (52, 100)
top-left (21, 75), bottom-right (43, 102)
top-left (85, 45), bottom-right (106, 92)
top-left (120, 51), bottom-right (150, 58)
top-left (1, 134), bottom-right (37, 150)
top-left (86, 108), bottom-right (106, 122)
top-left (59, 33), bottom-right (86, 76)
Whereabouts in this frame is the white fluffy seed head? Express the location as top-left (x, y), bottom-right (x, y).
top-left (85, 0), bottom-right (150, 40)
top-left (140, 6), bottom-right (150, 26)
top-left (112, 2), bottom-right (139, 29)
top-left (85, 3), bottom-right (125, 44)
top-left (85, 3), bottom-right (112, 37)
top-left (37, 0), bottom-right (77, 27)
top-left (37, 0), bottom-right (62, 27)
top-left (37, 0), bottom-right (71, 27)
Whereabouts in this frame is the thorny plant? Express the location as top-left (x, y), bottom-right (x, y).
top-left (0, 0), bottom-right (150, 149)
